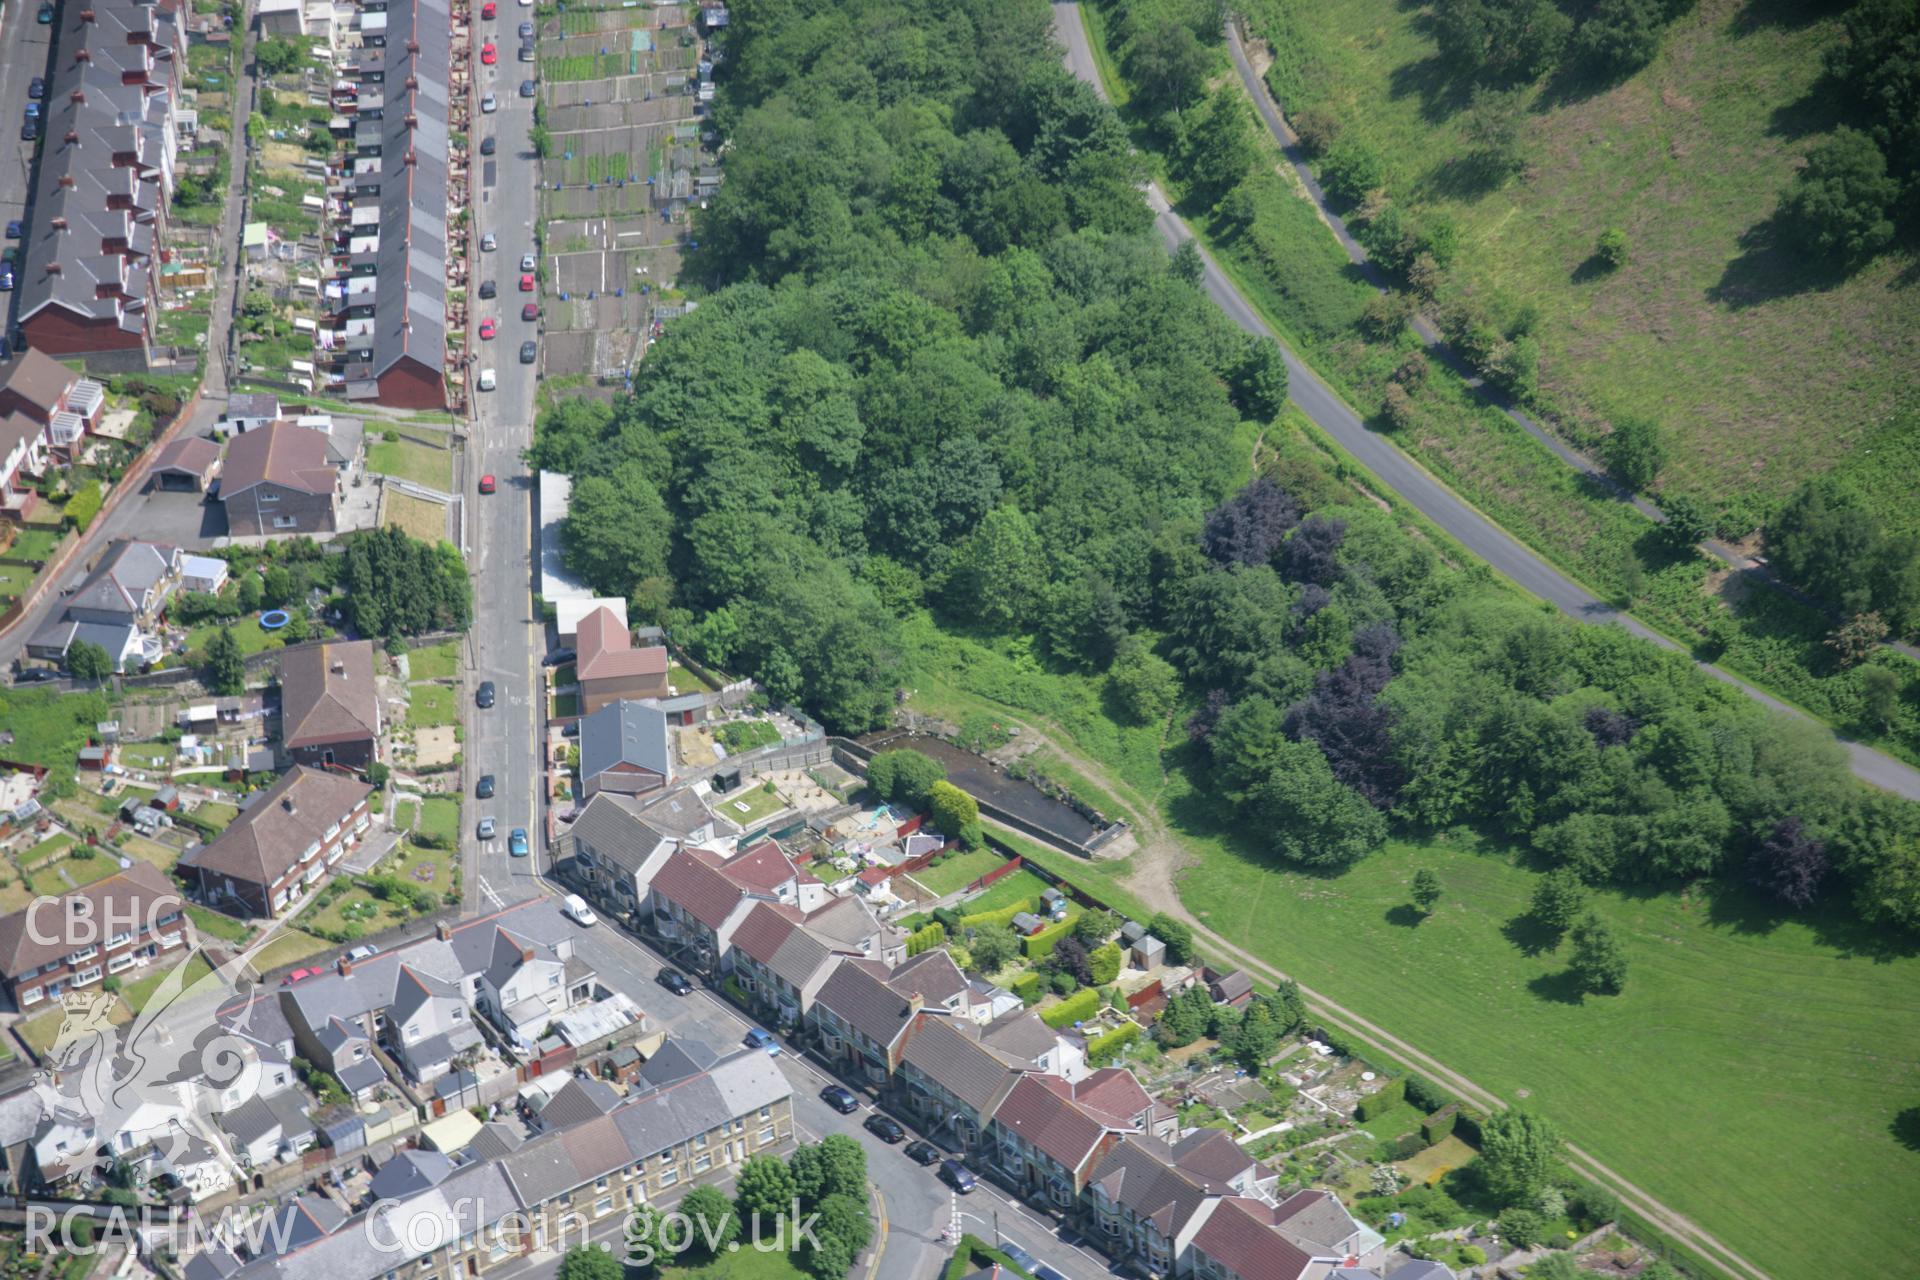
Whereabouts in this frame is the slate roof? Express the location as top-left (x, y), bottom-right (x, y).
top-left (1271, 1189), bottom-right (1362, 1254)
top-left (1087, 1135), bottom-right (1214, 1237)
top-left (899, 1016), bottom-right (1017, 1114)
top-left (730, 901), bottom-right (830, 989)
top-left (469, 1121), bottom-right (525, 1161)
top-left (0, 863), bottom-right (180, 976)
top-left (1074, 1067), bottom-right (1154, 1129)
top-left (537, 1077), bottom-right (622, 1129)
top-left (802, 893), bottom-right (893, 953)
top-left (887, 949), bottom-right (969, 1007)
top-left (221, 421), bottom-right (336, 497)
top-left (368, 1148), bottom-right (453, 1201)
top-left (1191, 1198), bottom-right (1315, 1280)
top-left (814, 959), bottom-right (922, 1051)
top-left (713, 840), bottom-right (796, 894)
top-left (1172, 1127), bottom-right (1266, 1185)
top-left (337, 1058), bottom-right (387, 1095)
top-left (579, 699), bottom-right (671, 783)
top-left (979, 1009), bottom-right (1058, 1068)
top-left (66, 540), bottom-right (175, 618)
top-left (279, 640), bottom-right (380, 749)
top-left (178, 766), bottom-right (371, 887)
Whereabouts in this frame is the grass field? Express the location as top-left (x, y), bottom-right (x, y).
top-left (187, 904), bottom-right (254, 945)
top-left (1176, 832), bottom-right (1920, 1280)
top-left (28, 854), bottom-right (117, 897)
top-left (247, 927), bottom-right (333, 976)
top-left (0, 688), bottom-right (113, 767)
top-left (408, 640), bottom-right (462, 681)
top-left (1239, 0), bottom-right (1920, 536)
top-left (408, 683), bottom-right (459, 729)
top-left (366, 437), bottom-right (454, 493)
top-left (121, 954), bottom-right (213, 1012)
top-left (3, 526), bottom-right (63, 561)
top-left (417, 795), bottom-right (461, 845)
top-left (383, 489), bottom-right (448, 543)
top-left (910, 847), bottom-right (1009, 897)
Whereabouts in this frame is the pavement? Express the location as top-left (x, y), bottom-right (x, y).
top-left (1049, 1), bottom-right (1920, 802)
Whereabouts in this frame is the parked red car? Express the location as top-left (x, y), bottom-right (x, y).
top-left (479, 474), bottom-right (497, 494)
top-left (282, 967), bottom-right (324, 986)
top-left (522, 302), bottom-right (539, 321)
top-left (519, 273), bottom-right (535, 292)
top-left (479, 317), bottom-right (497, 340)
top-left (481, 42), bottom-right (498, 65)
top-left (481, 1), bottom-right (495, 16)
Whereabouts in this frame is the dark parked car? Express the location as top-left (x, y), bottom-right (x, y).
top-left (938, 1160), bottom-right (976, 1193)
top-left (4, 221), bottom-right (19, 239)
top-left (903, 1140), bottom-right (942, 1167)
top-left (1032, 1266), bottom-right (1069, 1280)
top-left (998, 1244), bottom-right (1037, 1272)
top-left (820, 1086), bottom-right (858, 1115)
top-left (37, 4), bottom-right (54, 25)
top-left (518, 20), bottom-right (534, 37)
top-left (476, 680), bottom-right (496, 708)
top-left (864, 1114), bottom-right (905, 1143)
top-left (544, 647), bottom-right (576, 666)
top-left (519, 41), bottom-right (535, 62)
top-left (658, 969), bottom-right (693, 996)
top-left (19, 123), bottom-right (36, 142)
top-left (480, 136), bottom-right (496, 156)
top-left (520, 339), bottom-right (537, 364)
top-left (0, 264), bottom-right (14, 291)
top-left (28, 78), bottom-right (45, 100)
top-left (476, 774), bottom-right (496, 799)
top-left (479, 279), bottom-right (497, 299)
top-left (520, 79), bottom-right (537, 98)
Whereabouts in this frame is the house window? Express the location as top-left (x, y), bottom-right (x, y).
top-left (404, 1024), bottom-right (419, 1041)
top-left (19, 988), bottom-right (41, 1006)
top-left (75, 967), bottom-right (103, 986)
top-left (273, 516), bottom-right (298, 529)
top-left (595, 1177), bottom-right (609, 1193)
top-left (658, 1168), bottom-right (678, 1188)
top-left (759, 1106), bottom-right (771, 1120)
top-left (757, 1127), bottom-right (775, 1145)
top-left (260, 491), bottom-right (280, 503)
top-left (693, 1153), bottom-right (711, 1173)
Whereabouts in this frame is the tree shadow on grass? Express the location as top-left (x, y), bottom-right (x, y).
top-left (1892, 1107), bottom-right (1920, 1154)
top-left (1729, 0), bottom-right (1852, 38)
top-left (1500, 912), bottom-right (1562, 958)
top-left (1526, 968), bottom-right (1587, 1005)
top-left (1384, 904), bottom-right (1426, 929)
top-left (1708, 215), bottom-right (1858, 310)
top-left (1700, 878), bottom-right (1786, 938)
top-left (1569, 253), bottom-right (1617, 286)
top-left (1386, 53), bottom-right (1475, 125)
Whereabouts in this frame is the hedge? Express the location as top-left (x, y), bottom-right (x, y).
top-left (1391, 1131), bottom-right (1428, 1160)
top-left (1010, 972), bottom-right (1044, 1005)
top-left (1021, 917), bottom-right (1074, 961)
top-left (1041, 987), bottom-right (1100, 1029)
top-left (1453, 1106), bottom-right (1487, 1147)
top-left (64, 481), bottom-right (103, 533)
top-left (1086, 1022), bottom-right (1140, 1066)
top-left (1356, 1075), bottom-right (1406, 1121)
top-left (960, 899), bottom-right (1036, 930)
top-left (906, 922), bottom-right (946, 957)
top-left (1421, 1103), bottom-right (1459, 1147)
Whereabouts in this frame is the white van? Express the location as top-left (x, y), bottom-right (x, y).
top-left (477, 368), bottom-right (497, 391)
top-left (562, 894), bottom-right (597, 926)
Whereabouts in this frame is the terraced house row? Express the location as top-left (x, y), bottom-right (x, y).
top-left (327, 0), bottom-right (454, 408)
top-left (17, 0), bottom-right (188, 371)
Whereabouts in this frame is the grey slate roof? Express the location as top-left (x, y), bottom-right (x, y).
top-left (637, 1039), bottom-right (718, 1089)
top-left (580, 699), bottom-right (671, 783)
top-left (814, 960), bottom-right (918, 1050)
top-left (900, 1016), bottom-right (1017, 1114)
top-left (336, 1058), bottom-right (387, 1096)
top-left (368, 1148), bottom-right (453, 1201)
top-left (1087, 1135), bottom-right (1214, 1236)
top-left (468, 1121), bottom-right (525, 1161)
top-left (537, 1077), bottom-right (622, 1129)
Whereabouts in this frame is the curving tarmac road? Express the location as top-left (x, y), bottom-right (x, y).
top-left (1050, 1), bottom-right (1920, 801)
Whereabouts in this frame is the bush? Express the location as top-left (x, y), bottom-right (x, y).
top-left (906, 922), bottom-right (946, 957)
top-left (1596, 226), bottom-right (1629, 269)
top-left (1089, 941), bottom-right (1123, 985)
top-left (1011, 972), bottom-right (1044, 1005)
top-left (64, 481), bottom-right (104, 533)
top-left (1319, 139), bottom-right (1385, 203)
top-left (1049, 970), bottom-right (1079, 996)
top-left (1356, 1075), bottom-right (1407, 1121)
top-left (1086, 1022), bottom-right (1141, 1066)
top-left (1777, 127), bottom-right (1898, 267)
top-left (1392, 1132), bottom-right (1429, 1160)
top-left (1042, 987), bottom-right (1100, 1029)
top-left (1291, 104), bottom-right (1340, 156)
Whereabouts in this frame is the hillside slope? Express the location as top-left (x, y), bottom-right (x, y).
top-left (1244, 0), bottom-right (1920, 534)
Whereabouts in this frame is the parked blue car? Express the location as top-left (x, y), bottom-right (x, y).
top-left (744, 1028), bottom-right (781, 1056)
top-left (508, 827), bottom-right (529, 857)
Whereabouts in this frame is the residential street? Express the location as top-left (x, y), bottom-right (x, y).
top-left (1048, 0), bottom-right (1920, 803)
top-left (464, 25), bottom-right (547, 915)
top-left (524, 906), bottom-right (1122, 1280)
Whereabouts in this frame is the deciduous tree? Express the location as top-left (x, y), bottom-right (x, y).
top-left (1567, 913), bottom-right (1627, 995)
top-left (1479, 1108), bottom-right (1565, 1205)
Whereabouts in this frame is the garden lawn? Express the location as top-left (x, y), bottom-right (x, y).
top-left (28, 855), bottom-right (117, 897)
top-left (714, 784), bottom-right (786, 828)
top-left (246, 927), bottom-right (333, 976)
top-left (366, 437), bottom-right (454, 492)
top-left (408, 683), bottom-right (459, 729)
top-left (195, 802), bottom-right (241, 830)
top-left (186, 904), bottom-right (254, 944)
top-left (390, 840), bottom-right (459, 897)
top-left (186, 618), bottom-right (286, 660)
top-left (1398, 1135), bottom-right (1476, 1188)
top-left (119, 834), bottom-right (182, 872)
top-left (0, 688), bottom-right (113, 767)
top-left (298, 883), bottom-right (402, 939)
top-left (552, 692), bottom-right (580, 718)
top-left (668, 660), bottom-right (719, 694)
top-left (118, 742), bottom-right (174, 771)
top-left (383, 490), bottom-right (448, 544)
top-left (959, 868), bottom-right (1053, 918)
top-left (909, 847), bottom-right (1009, 897)
top-left (408, 640), bottom-right (462, 681)
top-left (654, 1250), bottom-right (810, 1280)
top-left (120, 954), bottom-right (214, 1013)
top-left (416, 796), bottom-right (461, 845)
top-left (1176, 832), bottom-right (1920, 1280)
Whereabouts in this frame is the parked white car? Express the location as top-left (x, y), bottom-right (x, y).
top-left (562, 894), bottom-right (597, 926)
top-left (477, 368), bottom-right (497, 391)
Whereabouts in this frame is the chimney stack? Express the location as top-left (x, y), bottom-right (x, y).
top-left (46, 262), bottom-right (62, 275)
top-left (337, 956), bottom-right (353, 977)
top-left (436, 922), bottom-right (452, 942)
top-left (284, 797), bottom-right (297, 815)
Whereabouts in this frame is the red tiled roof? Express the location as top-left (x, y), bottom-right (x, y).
top-left (730, 901), bottom-right (799, 966)
top-left (718, 840), bottom-right (796, 894)
top-left (1191, 1198), bottom-right (1314, 1280)
top-left (1074, 1067), bottom-right (1153, 1128)
top-left (576, 606), bottom-right (670, 682)
top-left (651, 848), bottom-right (748, 931)
top-left (221, 420), bottom-right (335, 496)
top-left (992, 1075), bottom-right (1108, 1175)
